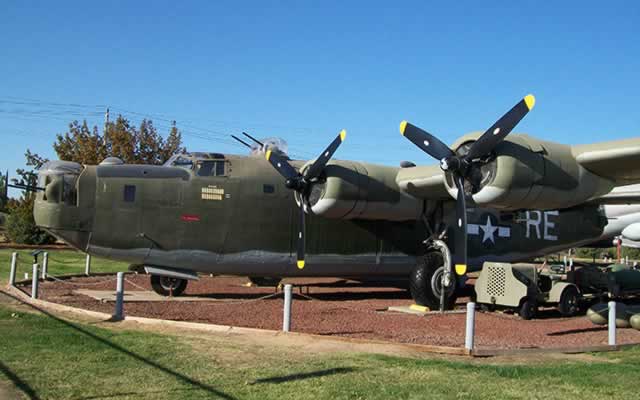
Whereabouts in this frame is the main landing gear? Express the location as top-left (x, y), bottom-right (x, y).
top-left (409, 243), bottom-right (459, 311)
top-left (150, 275), bottom-right (188, 296)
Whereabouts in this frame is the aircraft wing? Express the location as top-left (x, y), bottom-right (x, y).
top-left (573, 138), bottom-right (640, 184)
top-left (591, 184), bottom-right (640, 205)
top-left (395, 165), bottom-right (451, 200)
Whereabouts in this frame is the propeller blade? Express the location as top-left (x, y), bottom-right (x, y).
top-left (452, 175), bottom-right (468, 276)
top-left (303, 129), bottom-right (346, 180)
top-left (400, 121), bottom-right (455, 161)
top-left (297, 204), bottom-right (306, 269)
top-left (465, 94), bottom-right (535, 161)
top-left (265, 149), bottom-right (299, 181)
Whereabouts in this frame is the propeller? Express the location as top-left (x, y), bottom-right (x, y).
top-left (265, 129), bottom-right (347, 269)
top-left (400, 94), bottom-right (535, 275)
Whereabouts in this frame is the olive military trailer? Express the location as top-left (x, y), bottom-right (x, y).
top-left (32, 95), bottom-right (640, 309)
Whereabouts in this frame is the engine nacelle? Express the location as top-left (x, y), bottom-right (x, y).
top-left (304, 160), bottom-right (423, 221)
top-left (444, 133), bottom-right (615, 210)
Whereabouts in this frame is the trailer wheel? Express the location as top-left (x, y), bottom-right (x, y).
top-left (150, 275), bottom-right (188, 296)
top-left (518, 298), bottom-right (537, 320)
top-left (558, 286), bottom-right (580, 317)
top-left (409, 251), bottom-right (457, 310)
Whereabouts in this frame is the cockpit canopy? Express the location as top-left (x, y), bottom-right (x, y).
top-left (163, 152), bottom-right (228, 177)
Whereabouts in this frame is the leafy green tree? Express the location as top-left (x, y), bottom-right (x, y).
top-left (5, 151), bottom-right (55, 244)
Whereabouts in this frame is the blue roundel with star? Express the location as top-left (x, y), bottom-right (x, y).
top-left (467, 213), bottom-right (511, 249)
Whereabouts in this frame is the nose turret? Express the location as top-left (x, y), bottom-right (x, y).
top-left (34, 161), bottom-right (96, 251)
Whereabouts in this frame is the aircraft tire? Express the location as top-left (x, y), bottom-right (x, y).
top-left (409, 251), bottom-right (457, 310)
top-left (150, 275), bottom-right (188, 296)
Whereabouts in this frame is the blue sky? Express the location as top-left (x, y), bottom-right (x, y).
top-left (1, 1), bottom-right (639, 194)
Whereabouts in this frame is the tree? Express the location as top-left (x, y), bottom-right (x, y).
top-left (160, 120), bottom-right (184, 162)
top-left (5, 150), bottom-right (55, 244)
top-left (55, 115), bottom-right (184, 165)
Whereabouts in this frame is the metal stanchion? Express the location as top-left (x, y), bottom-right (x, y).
top-left (85, 254), bottom-right (91, 276)
top-left (9, 252), bottom-right (17, 286)
top-left (283, 284), bottom-right (292, 332)
top-left (41, 252), bottom-right (49, 280)
top-left (465, 302), bottom-right (476, 351)
top-left (113, 272), bottom-right (125, 320)
top-left (31, 263), bottom-right (39, 299)
top-left (608, 301), bottom-right (616, 346)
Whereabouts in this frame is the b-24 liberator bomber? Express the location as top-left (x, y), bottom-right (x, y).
top-left (31, 95), bottom-right (640, 309)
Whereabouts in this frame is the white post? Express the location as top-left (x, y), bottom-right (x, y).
top-left (283, 284), bottom-right (292, 332)
top-left (465, 302), bottom-right (476, 351)
top-left (41, 252), bottom-right (48, 280)
top-left (85, 254), bottom-right (91, 276)
top-left (114, 272), bottom-right (125, 320)
top-left (31, 263), bottom-right (39, 299)
top-left (9, 252), bottom-right (17, 286)
top-left (608, 301), bottom-right (616, 346)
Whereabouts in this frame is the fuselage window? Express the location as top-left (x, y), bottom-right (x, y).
top-left (123, 185), bottom-right (136, 202)
top-left (263, 184), bottom-right (275, 194)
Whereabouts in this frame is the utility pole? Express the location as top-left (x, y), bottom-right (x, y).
top-left (104, 107), bottom-right (110, 147)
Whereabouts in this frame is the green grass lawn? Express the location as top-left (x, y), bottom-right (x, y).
top-left (1, 300), bottom-right (640, 400)
top-left (0, 249), bottom-right (128, 284)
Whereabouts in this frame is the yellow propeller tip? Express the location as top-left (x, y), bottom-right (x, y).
top-left (339, 129), bottom-right (347, 141)
top-left (524, 94), bottom-right (535, 110)
top-left (399, 120), bottom-right (408, 135)
top-left (265, 149), bottom-right (272, 161)
top-left (455, 264), bottom-right (467, 275)
top-left (297, 260), bottom-right (305, 269)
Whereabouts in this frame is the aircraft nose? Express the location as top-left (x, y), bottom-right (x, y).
top-left (33, 161), bottom-right (93, 251)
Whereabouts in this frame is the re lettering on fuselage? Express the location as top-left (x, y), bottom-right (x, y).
top-left (467, 210), bottom-right (560, 247)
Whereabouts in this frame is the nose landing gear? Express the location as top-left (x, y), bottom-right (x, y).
top-left (150, 275), bottom-right (188, 296)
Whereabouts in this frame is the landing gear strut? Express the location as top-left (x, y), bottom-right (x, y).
top-left (150, 275), bottom-right (188, 296)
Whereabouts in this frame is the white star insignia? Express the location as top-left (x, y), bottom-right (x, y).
top-left (480, 215), bottom-right (498, 244)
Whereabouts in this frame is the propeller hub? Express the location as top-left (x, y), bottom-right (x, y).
top-left (440, 156), bottom-right (461, 172)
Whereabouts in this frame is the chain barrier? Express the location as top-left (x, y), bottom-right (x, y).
top-left (47, 257), bottom-right (86, 265)
top-left (123, 278), bottom-right (150, 292)
top-left (122, 278), bottom-right (283, 305)
top-left (45, 274), bottom-right (119, 287)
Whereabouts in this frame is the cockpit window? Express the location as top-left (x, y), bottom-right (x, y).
top-left (164, 155), bottom-right (193, 171)
top-left (195, 160), bottom-right (226, 177)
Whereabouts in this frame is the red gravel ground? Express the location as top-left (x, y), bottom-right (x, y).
top-left (22, 274), bottom-right (640, 350)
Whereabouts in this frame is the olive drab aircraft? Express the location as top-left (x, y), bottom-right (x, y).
top-left (29, 94), bottom-right (640, 310)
